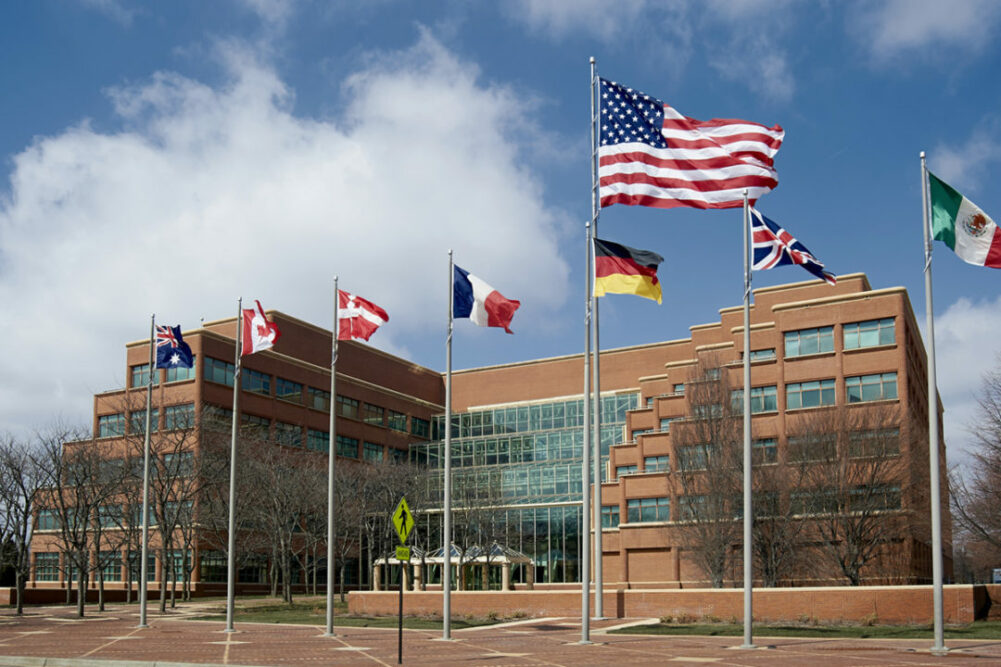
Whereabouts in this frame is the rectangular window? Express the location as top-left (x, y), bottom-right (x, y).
top-left (98, 413), bottom-right (125, 438)
top-left (786, 379), bottom-right (836, 410)
top-left (644, 455), bottom-right (670, 472)
top-left (788, 434), bottom-right (837, 462)
top-left (241, 414), bottom-right (270, 432)
top-left (731, 385), bottom-right (778, 414)
top-left (601, 505), bottom-right (620, 528)
top-left (627, 497), bottom-right (670, 523)
top-left (850, 484), bottom-right (902, 511)
top-left (673, 383), bottom-right (685, 395)
top-left (615, 464), bottom-right (638, 478)
top-left (308, 387), bottom-right (331, 412)
top-left (849, 428), bottom-right (900, 458)
top-left (846, 372), bottom-right (898, 403)
top-left (658, 417), bottom-right (677, 432)
top-left (199, 551), bottom-right (226, 583)
top-left (680, 495), bottom-right (709, 520)
top-left (363, 441), bottom-right (384, 462)
top-left (163, 451), bottom-right (194, 477)
top-left (844, 318), bottom-right (895, 350)
top-left (35, 553), bottom-right (60, 581)
top-left (163, 404), bottom-right (195, 430)
top-left (363, 403), bottom-right (384, 426)
top-left (411, 417), bottom-right (430, 439)
top-left (129, 409), bottom-right (158, 434)
top-left (336, 395), bottom-right (359, 419)
top-left (791, 489), bottom-right (838, 515)
top-left (99, 551), bottom-right (122, 581)
top-left (275, 422), bottom-right (303, 447)
top-left (784, 326), bottom-right (834, 357)
top-left (165, 359), bottom-right (196, 382)
top-left (97, 505), bottom-right (122, 528)
top-left (336, 435), bottom-right (359, 458)
top-left (752, 438), bottom-right (778, 465)
top-left (306, 428), bottom-right (329, 453)
top-left (204, 357), bottom-right (235, 387)
top-left (242, 369), bottom-right (271, 395)
top-left (632, 428), bottom-right (651, 438)
top-left (678, 444), bottom-right (709, 471)
top-left (387, 410), bottom-right (407, 432)
top-left (36, 509), bottom-right (59, 531)
top-left (276, 378), bottom-right (303, 403)
top-left (746, 348), bottom-right (776, 362)
top-left (131, 364), bottom-right (159, 388)
top-left (128, 552), bottom-right (156, 582)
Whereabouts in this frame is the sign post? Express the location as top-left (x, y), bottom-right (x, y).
top-left (392, 497), bottom-right (414, 666)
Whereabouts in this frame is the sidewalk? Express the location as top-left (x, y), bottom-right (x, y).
top-left (2, 604), bottom-right (1000, 666)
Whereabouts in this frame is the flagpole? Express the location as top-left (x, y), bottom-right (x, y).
top-left (325, 278), bottom-right (338, 637)
top-left (741, 190), bottom-right (755, 649)
top-left (921, 152), bottom-right (946, 654)
top-left (225, 298), bottom-right (242, 634)
top-left (138, 314), bottom-right (154, 629)
top-left (442, 250), bottom-right (453, 641)
top-left (589, 55), bottom-right (604, 621)
top-left (580, 222), bottom-right (593, 645)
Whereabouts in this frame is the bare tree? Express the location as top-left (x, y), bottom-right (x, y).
top-left (751, 459), bottom-right (810, 587)
top-left (789, 405), bottom-right (908, 585)
top-left (670, 357), bottom-right (743, 588)
top-left (0, 433), bottom-right (48, 615)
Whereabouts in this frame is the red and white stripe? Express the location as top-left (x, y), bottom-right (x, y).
top-left (599, 106), bottom-right (784, 210)
top-left (337, 290), bottom-right (389, 342)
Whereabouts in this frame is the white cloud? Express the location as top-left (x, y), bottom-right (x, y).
top-left (928, 296), bottom-right (1001, 466)
top-left (931, 116), bottom-right (1001, 193)
top-left (78, 0), bottom-right (139, 26)
top-left (510, 0), bottom-right (655, 42)
top-left (852, 0), bottom-right (1001, 63)
top-left (0, 33), bottom-right (570, 435)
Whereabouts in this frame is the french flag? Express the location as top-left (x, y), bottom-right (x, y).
top-left (453, 265), bottom-right (521, 334)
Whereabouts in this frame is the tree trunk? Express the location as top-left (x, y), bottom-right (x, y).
top-left (76, 567), bottom-right (86, 618)
top-left (98, 570), bottom-right (105, 611)
top-left (159, 545), bottom-right (169, 613)
top-left (339, 563), bottom-right (346, 603)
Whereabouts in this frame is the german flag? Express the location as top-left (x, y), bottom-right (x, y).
top-left (593, 238), bottom-right (664, 304)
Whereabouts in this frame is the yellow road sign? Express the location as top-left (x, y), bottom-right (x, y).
top-left (392, 496), bottom-right (414, 544)
top-left (396, 546), bottom-right (411, 561)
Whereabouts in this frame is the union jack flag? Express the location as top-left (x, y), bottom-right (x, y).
top-left (750, 207), bottom-right (836, 285)
top-left (155, 324), bottom-right (194, 369)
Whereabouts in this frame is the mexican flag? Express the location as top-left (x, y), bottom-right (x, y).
top-left (928, 171), bottom-right (1001, 268)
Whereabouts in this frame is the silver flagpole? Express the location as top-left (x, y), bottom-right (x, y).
top-left (442, 250), bottom-right (453, 641)
top-left (589, 55), bottom-right (604, 621)
top-left (741, 191), bottom-right (755, 649)
top-left (325, 278), bottom-right (339, 637)
top-left (920, 152), bottom-right (947, 654)
top-left (225, 298), bottom-right (243, 633)
top-left (580, 222), bottom-right (593, 644)
top-left (138, 314), bottom-right (155, 629)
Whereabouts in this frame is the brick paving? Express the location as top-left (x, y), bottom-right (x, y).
top-left (1, 604), bottom-right (1000, 666)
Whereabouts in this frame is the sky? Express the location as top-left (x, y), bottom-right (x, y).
top-left (1, 0), bottom-right (1000, 468)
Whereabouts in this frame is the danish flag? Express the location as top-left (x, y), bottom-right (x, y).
top-left (750, 207), bottom-right (836, 285)
top-left (338, 290), bottom-right (389, 342)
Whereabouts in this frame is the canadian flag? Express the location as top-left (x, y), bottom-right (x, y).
top-left (242, 300), bottom-right (281, 355)
top-left (338, 290), bottom-right (389, 342)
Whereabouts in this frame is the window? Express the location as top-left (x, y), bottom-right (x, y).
top-left (200, 551), bottom-right (226, 583)
top-left (100, 551), bottom-right (122, 581)
top-left (163, 452), bottom-right (194, 477)
top-left (363, 403), bottom-right (384, 426)
top-left (846, 372), bottom-right (897, 403)
top-left (131, 364), bottom-right (159, 388)
top-left (35, 553), bottom-right (60, 581)
top-left (165, 359), bottom-right (196, 382)
top-left (849, 428), bottom-right (900, 458)
top-left (632, 428), bottom-right (651, 438)
top-left (309, 387), bottom-right (331, 412)
top-left (387, 410), bottom-right (407, 432)
top-left (97, 505), bottom-right (121, 528)
top-left (791, 489), bottom-right (838, 515)
top-left (241, 414), bottom-right (270, 431)
top-left (752, 438), bottom-right (778, 465)
top-left (658, 417), bottom-right (677, 432)
top-left (679, 495), bottom-right (707, 520)
top-left (644, 455), bottom-right (670, 472)
top-left (786, 379), bottom-right (836, 410)
top-left (204, 357), bottom-right (235, 387)
top-left (673, 383), bottom-right (685, 395)
top-left (363, 441), bottom-right (384, 462)
top-left (129, 409), bottom-right (158, 434)
top-left (163, 404), bottom-right (195, 430)
top-left (645, 396), bottom-right (654, 408)
top-left (693, 403), bottom-right (723, 419)
top-left (615, 464), bottom-right (638, 478)
top-left (784, 326), bottom-right (834, 357)
top-left (275, 422), bottom-right (302, 447)
top-left (844, 318), bottom-right (895, 350)
top-left (307, 428), bottom-right (329, 453)
top-left (851, 484), bottom-right (902, 511)
top-left (336, 435), bottom-right (359, 458)
top-left (746, 348), bottom-right (776, 362)
top-left (678, 445), bottom-right (709, 471)
top-left (36, 509), bottom-right (59, 531)
top-left (98, 413), bottom-right (125, 438)
top-left (788, 434), bottom-right (836, 462)
top-left (411, 417), bottom-right (430, 439)
top-left (276, 378), bottom-right (303, 403)
top-left (627, 497), bottom-right (670, 523)
top-left (242, 369), bottom-right (271, 395)
top-left (601, 505), bottom-right (620, 528)
top-left (336, 395), bottom-right (359, 419)
top-left (731, 385), bottom-right (778, 414)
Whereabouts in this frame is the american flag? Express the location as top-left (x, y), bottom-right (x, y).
top-left (750, 207), bottom-right (836, 285)
top-left (598, 78), bottom-right (784, 210)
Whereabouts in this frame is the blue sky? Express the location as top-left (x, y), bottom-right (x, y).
top-left (1, 0), bottom-right (1000, 464)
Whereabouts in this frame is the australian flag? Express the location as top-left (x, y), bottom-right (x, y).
top-left (155, 325), bottom-right (194, 369)
top-left (750, 207), bottom-right (836, 285)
